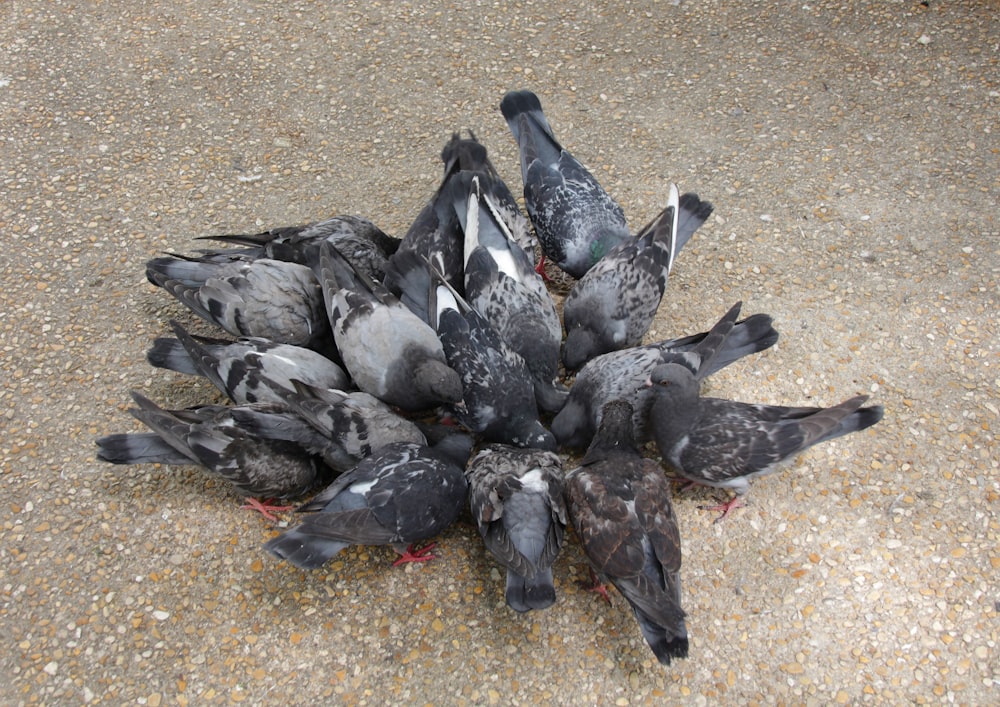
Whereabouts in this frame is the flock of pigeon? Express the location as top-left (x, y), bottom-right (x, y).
top-left (96, 90), bottom-right (884, 666)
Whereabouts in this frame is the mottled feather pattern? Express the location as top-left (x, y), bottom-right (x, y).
top-left (501, 89), bottom-right (630, 278)
top-left (467, 445), bottom-right (567, 611)
top-left (452, 172), bottom-right (563, 410)
top-left (648, 362), bottom-right (884, 503)
top-left (552, 303), bottom-right (779, 449)
top-left (564, 401), bottom-right (688, 664)
top-left (114, 392), bottom-right (322, 502)
top-left (265, 436), bottom-right (473, 569)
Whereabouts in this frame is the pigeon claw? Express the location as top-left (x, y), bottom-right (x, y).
top-left (392, 542), bottom-right (438, 566)
top-left (581, 567), bottom-right (613, 605)
top-left (699, 495), bottom-right (745, 523)
top-left (534, 255), bottom-right (553, 282)
top-left (241, 497), bottom-right (295, 522)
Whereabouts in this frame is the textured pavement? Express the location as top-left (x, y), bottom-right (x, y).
top-left (1, 0), bottom-right (998, 704)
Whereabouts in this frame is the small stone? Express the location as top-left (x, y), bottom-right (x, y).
top-left (781, 661), bottom-right (805, 674)
top-left (43, 661), bottom-right (58, 676)
top-left (917, 34), bottom-right (932, 45)
top-left (152, 610), bottom-right (170, 621)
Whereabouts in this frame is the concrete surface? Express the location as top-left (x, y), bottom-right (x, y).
top-left (1, 0), bottom-right (997, 704)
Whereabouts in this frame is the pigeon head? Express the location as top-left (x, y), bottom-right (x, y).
top-left (431, 432), bottom-right (476, 468)
top-left (412, 358), bottom-right (465, 406)
top-left (518, 420), bottom-right (558, 452)
top-left (561, 327), bottom-right (602, 373)
top-left (581, 399), bottom-right (639, 464)
top-left (550, 398), bottom-right (593, 451)
top-left (648, 362), bottom-right (699, 390)
top-left (647, 363), bottom-right (702, 425)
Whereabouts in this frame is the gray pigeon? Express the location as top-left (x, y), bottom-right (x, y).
top-left (96, 392), bottom-right (327, 519)
top-left (427, 256), bottom-right (555, 450)
top-left (195, 214), bottom-right (400, 282)
top-left (319, 242), bottom-right (464, 412)
top-left (263, 434), bottom-right (474, 569)
top-left (384, 139), bottom-right (467, 293)
top-left (385, 131), bottom-right (524, 294)
top-left (146, 320), bottom-right (349, 405)
top-left (561, 184), bottom-right (714, 372)
top-left (647, 362), bottom-right (885, 520)
top-left (466, 444), bottom-right (567, 612)
top-left (147, 255), bottom-right (330, 351)
top-left (500, 89), bottom-right (630, 279)
top-left (231, 379), bottom-right (426, 472)
top-left (386, 251), bottom-right (555, 448)
top-left (552, 302), bottom-right (779, 450)
top-left (564, 400), bottom-right (688, 665)
top-left (442, 131), bottom-right (538, 264)
top-left (448, 170), bottom-right (567, 413)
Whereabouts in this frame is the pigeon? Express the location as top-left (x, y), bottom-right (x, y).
top-left (263, 434), bottom-right (474, 569)
top-left (430, 259), bottom-right (556, 450)
top-left (564, 400), bottom-right (688, 665)
top-left (145, 250), bottom-right (249, 288)
top-left (441, 131), bottom-right (537, 263)
top-left (447, 170), bottom-right (567, 413)
top-left (552, 302), bottom-right (779, 450)
top-left (195, 214), bottom-right (400, 282)
top-left (96, 391), bottom-right (328, 519)
top-left (385, 132), bottom-right (494, 294)
top-left (466, 444), bottom-right (567, 612)
top-left (561, 184), bottom-right (715, 372)
top-left (147, 255), bottom-right (331, 352)
top-left (387, 251), bottom-right (554, 449)
top-left (319, 242), bottom-right (464, 412)
top-left (231, 379), bottom-right (426, 472)
top-left (146, 320), bottom-right (349, 405)
top-left (647, 361), bottom-right (885, 520)
top-left (500, 89), bottom-right (630, 279)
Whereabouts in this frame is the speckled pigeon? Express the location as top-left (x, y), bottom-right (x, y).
top-left (263, 434), bottom-right (474, 569)
top-left (195, 214), bottom-right (400, 282)
top-left (552, 302), bottom-right (779, 450)
top-left (442, 131), bottom-right (537, 263)
top-left (446, 170), bottom-right (567, 413)
top-left (561, 184), bottom-right (714, 371)
top-left (564, 400), bottom-right (688, 665)
top-left (466, 444), bottom-right (567, 612)
top-left (319, 242), bottom-right (464, 412)
top-left (230, 379), bottom-right (426, 472)
top-left (431, 260), bottom-right (556, 450)
top-left (146, 320), bottom-right (348, 405)
top-left (500, 89), bottom-right (630, 279)
top-left (96, 391), bottom-right (329, 519)
top-left (385, 132), bottom-right (496, 293)
top-left (147, 254), bottom-right (331, 352)
top-left (647, 362), bottom-right (885, 520)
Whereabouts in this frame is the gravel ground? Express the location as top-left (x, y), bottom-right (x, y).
top-left (2, 0), bottom-right (997, 704)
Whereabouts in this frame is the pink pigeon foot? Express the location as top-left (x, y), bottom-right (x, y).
top-left (534, 255), bottom-right (553, 282)
top-left (580, 567), bottom-right (612, 605)
top-left (699, 495), bottom-right (745, 523)
top-left (392, 542), bottom-right (438, 566)
top-left (242, 497), bottom-right (295, 522)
